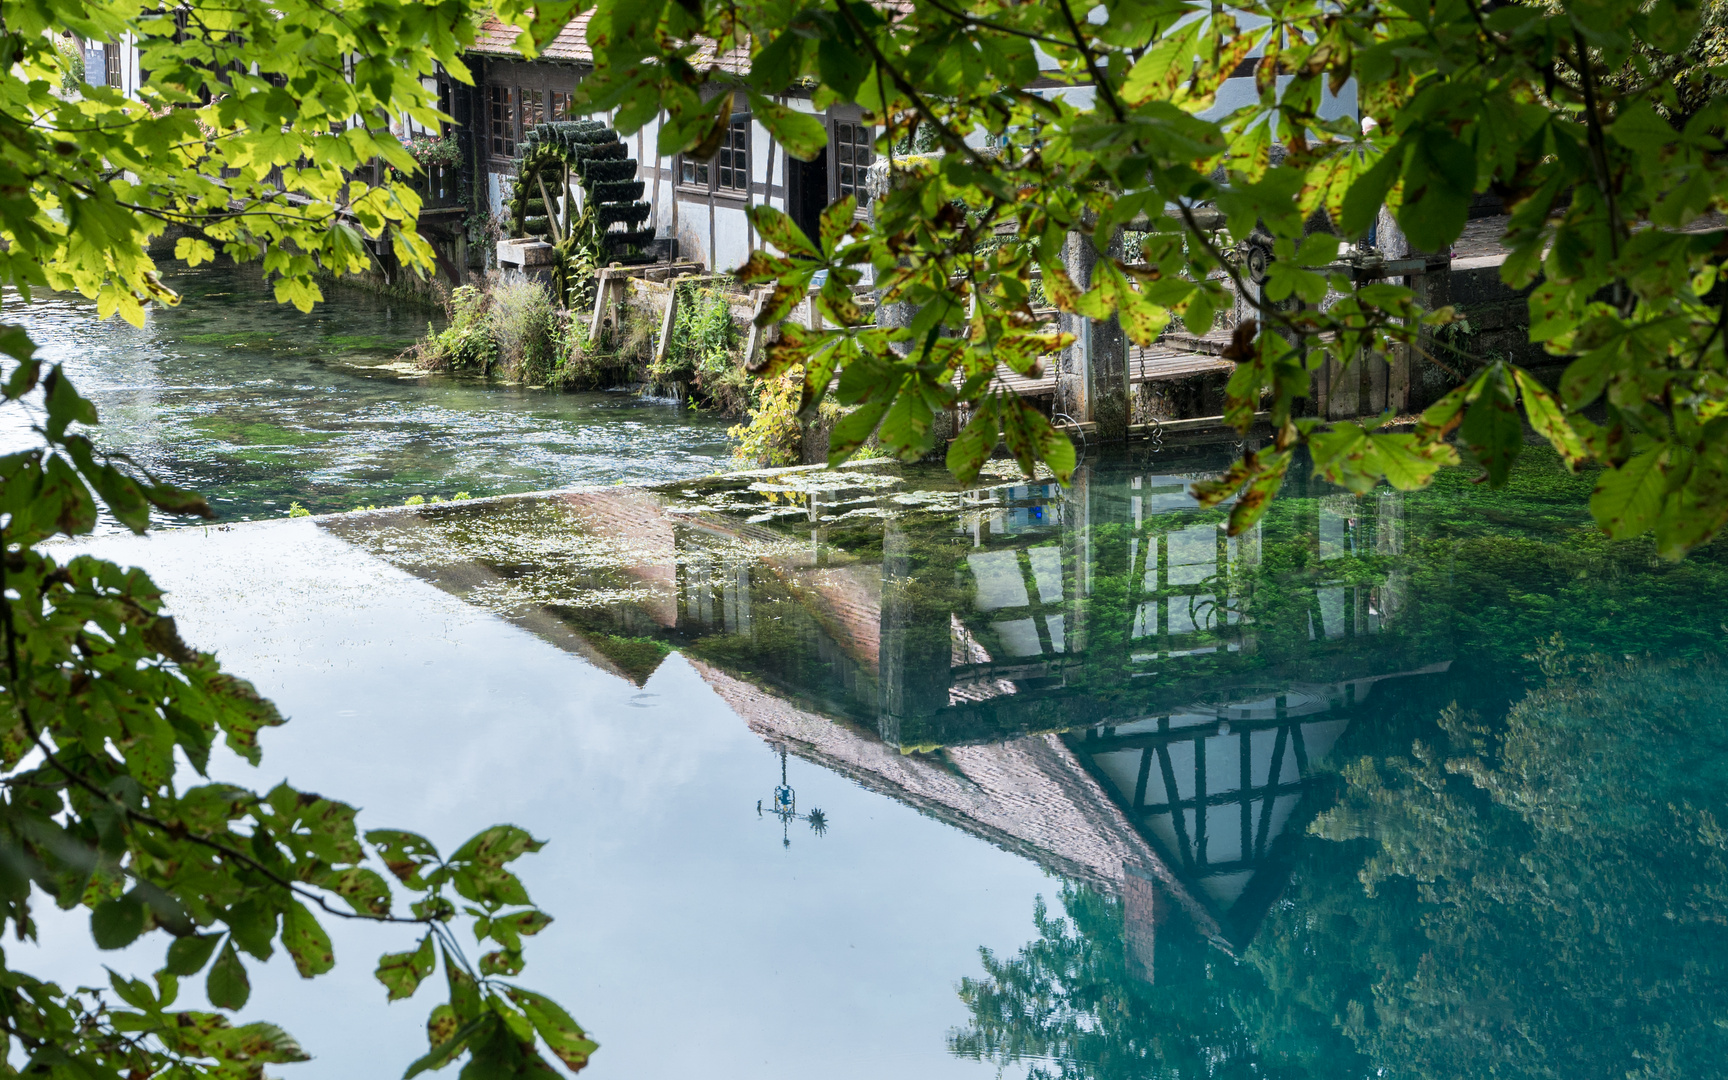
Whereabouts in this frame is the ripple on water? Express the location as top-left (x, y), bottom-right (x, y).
top-left (4, 266), bottom-right (738, 527)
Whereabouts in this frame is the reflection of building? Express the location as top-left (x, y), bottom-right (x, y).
top-left (336, 447), bottom-right (1451, 973)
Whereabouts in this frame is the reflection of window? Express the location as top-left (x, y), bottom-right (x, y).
top-left (1167, 525), bottom-right (1217, 585)
top-left (834, 121), bottom-right (873, 202)
top-left (488, 85), bottom-right (517, 157)
top-left (522, 88), bottom-right (545, 130)
top-left (550, 90), bottom-right (570, 122)
top-left (717, 116), bottom-right (749, 192)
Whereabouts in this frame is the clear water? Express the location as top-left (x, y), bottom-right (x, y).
top-left (25, 270), bottom-right (1728, 1077)
top-left (302, 444), bottom-right (1727, 1079)
top-left (3, 265), bottom-right (735, 522)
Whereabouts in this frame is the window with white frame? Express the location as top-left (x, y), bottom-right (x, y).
top-left (682, 115), bottom-right (751, 195)
top-left (717, 116), bottom-right (749, 192)
top-left (834, 121), bottom-right (874, 203)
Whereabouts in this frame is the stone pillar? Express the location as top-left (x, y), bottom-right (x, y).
top-left (877, 520), bottom-right (953, 746)
top-left (1122, 864), bottom-right (1203, 984)
top-left (1377, 205), bottom-right (1447, 414)
top-left (1062, 229), bottom-right (1129, 441)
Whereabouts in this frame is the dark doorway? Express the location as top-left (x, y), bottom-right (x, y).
top-left (787, 147), bottom-right (829, 246)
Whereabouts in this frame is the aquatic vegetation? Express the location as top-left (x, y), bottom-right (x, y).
top-left (654, 278), bottom-right (741, 397)
top-left (413, 276), bottom-right (570, 384)
top-left (188, 416), bottom-right (338, 447)
top-left (491, 276), bottom-right (567, 384)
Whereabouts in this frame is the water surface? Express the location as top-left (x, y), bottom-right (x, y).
top-left (4, 266), bottom-right (734, 522)
top-left (28, 312), bottom-right (1728, 1076)
top-left (314, 443), bottom-right (1728, 1079)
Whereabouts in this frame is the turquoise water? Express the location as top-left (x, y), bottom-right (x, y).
top-left (4, 266), bottom-right (735, 522)
top-left (21, 268), bottom-right (1728, 1077)
top-left (314, 445), bottom-right (1728, 1079)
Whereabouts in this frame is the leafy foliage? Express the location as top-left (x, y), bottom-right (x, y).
top-left (0, 352), bottom-right (594, 1076)
top-left (954, 650), bottom-right (1728, 1079)
top-left (0, 0), bottom-right (595, 1073)
top-left (543, 0), bottom-right (1728, 553)
top-left (415, 278), bottom-right (570, 384)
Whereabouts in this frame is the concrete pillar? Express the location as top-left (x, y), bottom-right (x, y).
top-left (1379, 205), bottom-right (1449, 413)
top-left (1122, 864), bottom-right (1204, 984)
top-left (1062, 229), bottom-right (1129, 440)
top-left (877, 520), bottom-right (953, 746)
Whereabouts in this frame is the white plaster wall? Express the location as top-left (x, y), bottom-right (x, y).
top-left (714, 207), bottom-right (750, 272)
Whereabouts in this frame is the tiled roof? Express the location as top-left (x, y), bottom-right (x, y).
top-left (469, 14), bottom-right (749, 74)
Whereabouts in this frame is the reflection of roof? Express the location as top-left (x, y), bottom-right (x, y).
top-left (559, 490), bottom-right (679, 628)
top-left (688, 655), bottom-right (1230, 940)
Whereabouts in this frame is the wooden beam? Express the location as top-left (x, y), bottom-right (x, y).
top-left (654, 274), bottom-right (684, 368)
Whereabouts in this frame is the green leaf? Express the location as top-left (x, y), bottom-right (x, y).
top-left (507, 987), bottom-right (599, 1073)
top-left (1558, 348), bottom-right (1615, 409)
top-left (1458, 366), bottom-right (1522, 486)
top-left (1000, 397), bottom-right (1076, 481)
top-left (207, 938), bottom-right (251, 1011)
top-left (1512, 367), bottom-right (1587, 469)
top-left (479, 949), bottom-right (524, 977)
top-left (427, 1003), bottom-right (459, 1047)
top-left (368, 829), bottom-right (441, 887)
top-left (91, 893), bottom-right (148, 950)
top-left (946, 397), bottom-right (1000, 484)
top-left (819, 196), bottom-right (860, 259)
top-left (405, 1014), bottom-right (492, 1079)
top-left (1366, 432), bottom-right (1459, 490)
top-left (165, 932), bottom-right (224, 976)
top-left (746, 92), bottom-right (827, 161)
top-left (1227, 450), bottom-right (1293, 536)
top-left (444, 946), bottom-right (483, 1022)
top-left (750, 204), bottom-right (819, 259)
top-left (1590, 445), bottom-right (1669, 539)
top-left (377, 932), bottom-right (437, 1001)
top-left (281, 900), bottom-right (334, 978)
top-left (1339, 144), bottom-right (1401, 236)
top-left (42, 364), bottom-right (99, 441)
top-left (108, 969), bottom-right (158, 1011)
top-left (226, 897), bottom-right (277, 960)
top-left (451, 825), bottom-right (544, 871)
top-left (827, 401), bottom-right (891, 464)
top-left (0, 324), bottom-right (37, 364)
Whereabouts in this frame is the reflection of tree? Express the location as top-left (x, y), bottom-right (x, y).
top-left (949, 885), bottom-right (1367, 1080)
top-left (1309, 648), bottom-right (1728, 1079)
top-left (955, 651), bottom-right (1728, 1079)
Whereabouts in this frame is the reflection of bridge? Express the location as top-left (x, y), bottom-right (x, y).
top-left (337, 448), bottom-right (1452, 972)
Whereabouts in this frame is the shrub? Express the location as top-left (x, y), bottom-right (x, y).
top-left (729, 369), bottom-right (804, 467)
top-left (412, 282), bottom-right (498, 374)
top-left (654, 280), bottom-right (737, 390)
top-left (491, 277), bottom-right (565, 383)
top-left (408, 274), bottom-right (564, 383)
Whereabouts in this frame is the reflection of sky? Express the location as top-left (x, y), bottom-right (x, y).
top-left (41, 522), bottom-right (1049, 1078)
